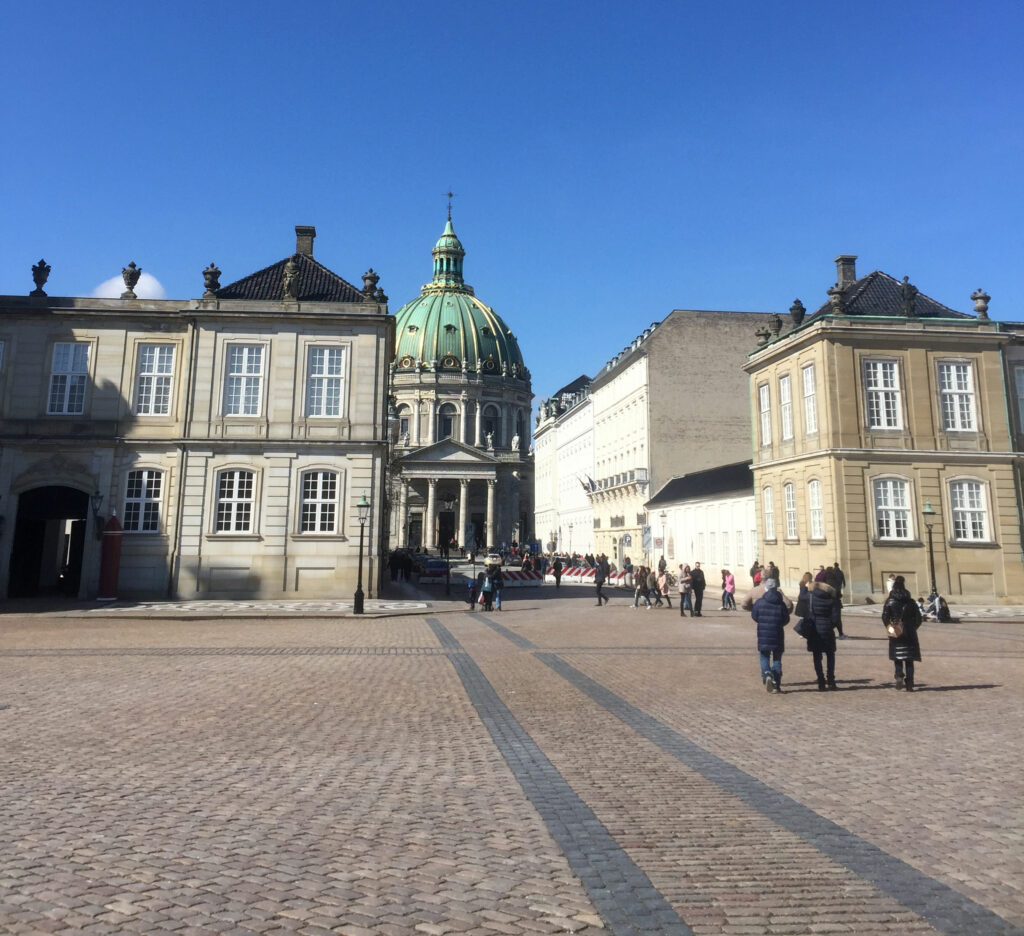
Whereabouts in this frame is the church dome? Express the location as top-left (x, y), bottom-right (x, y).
top-left (392, 219), bottom-right (528, 379)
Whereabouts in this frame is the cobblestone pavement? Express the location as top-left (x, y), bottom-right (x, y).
top-left (1, 598), bottom-right (1021, 935)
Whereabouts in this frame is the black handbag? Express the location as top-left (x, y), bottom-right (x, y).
top-left (794, 618), bottom-right (814, 639)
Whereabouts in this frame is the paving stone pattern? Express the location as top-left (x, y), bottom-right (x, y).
top-left (0, 601), bottom-right (1021, 935)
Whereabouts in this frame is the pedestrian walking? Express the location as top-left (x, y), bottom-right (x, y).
top-left (552, 556), bottom-right (563, 588)
top-left (678, 564), bottom-right (693, 616)
top-left (658, 569), bottom-right (673, 608)
top-left (690, 562), bottom-right (706, 616)
top-left (752, 578), bottom-right (790, 692)
top-left (825, 561), bottom-right (847, 638)
top-left (647, 568), bottom-right (663, 607)
top-left (806, 578), bottom-right (840, 690)
top-left (480, 568), bottom-right (495, 611)
top-left (595, 554), bottom-right (610, 606)
top-left (882, 575), bottom-right (923, 691)
top-left (492, 565), bottom-right (505, 611)
top-left (721, 569), bottom-right (736, 610)
top-left (633, 566), bottom-right (653, 609)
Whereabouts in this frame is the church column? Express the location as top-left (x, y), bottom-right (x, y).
top-left (486, 479), bottom-right (496, 549)
top-left (413, 398), bottom-right (422, 445)
top-left (398, 481), bottom-right (409, 548)
top-left (475, 400), bottom-right (483, 447)
top-left (426, 478), bottom-right (438, 550)
top-left (458, 479), bottom-right (469, 551)
top-left (427, 399), bottom-right (437, 445)
top-left (459, 397), bottom-right (468, 445)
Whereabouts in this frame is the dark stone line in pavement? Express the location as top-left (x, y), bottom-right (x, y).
top-left (426, 617), bottom-right (695, 936)
top-left (469, 613), bottom-right (1021, 936)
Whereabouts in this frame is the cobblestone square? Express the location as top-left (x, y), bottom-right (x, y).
top-left (1, 592), bottom-right (1021, 935)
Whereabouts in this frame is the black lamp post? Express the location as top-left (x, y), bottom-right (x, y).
top-left (354, 492), bottom-right (370, 614)
top-left (443, 494), bottom-right (456, 595)
top-left (921, 500), bottom-right (937, 597)
top-left (659, 510), bottom-right (667, 561)
top-left (91, 490), bottom-right (105, 539)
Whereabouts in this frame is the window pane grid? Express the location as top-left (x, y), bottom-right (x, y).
top-left (808, 480), bottom-right (824, 539)
top-left (803, 364), bottom-right (818, 434)
top-left (136, 345), bottom-right (174, 415)
top-left (216, 470), bottom-right (254, 532)
top-left (758, 384), bottom-right (771, 446)
top-left (780, 376), bottom-right (793, 440)
top-left (939, 363), bottom-right (976, 431)
top-left (306, 346), bottom-right (344, 417)
top-left (865, 361), bottom-right (901, 429)
top-left (300, 471), bottom-right (338, 533)
top-left (784, 483), bottom-right (797, 538)
top-left (951, 480), bottom-right (988, 541)
top-left (48, 342), bottom-right (89, 414)
top-left (225, 346), bottom-right (264, 416)
top-left (123, 469), bottom-right (163, 533)
top-left (763, 487), bottom-right (774, 539)
top-left (874, 479), bottom-right (911, 539)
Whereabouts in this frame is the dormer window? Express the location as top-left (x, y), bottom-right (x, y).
top-left (444, 324), bottom-right (456, 333)
top-left (481, 327), bottom-right (492, 337)
top-left (407, 325), bottom-right (419, 334)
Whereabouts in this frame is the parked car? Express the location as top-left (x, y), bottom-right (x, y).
top-left (485, 553), bottom-right (502, 566)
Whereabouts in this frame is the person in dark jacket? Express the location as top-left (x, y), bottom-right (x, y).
top-left (806, 580), bottom-right (840, 690)
top-left (594, 554), bottom-right (610, 606)
top-left (882, 575), bottom-right (923, 691)
top-left (552, 556), bottom-right (563, 588)
top-left (752, 578), bottom-right (790, 692)
top-left (690, 562), bottom-right (707, 616)
top-left (491, 566), bottom-right (505, 611)
top-left (824, 561), bottom-right (847, 638)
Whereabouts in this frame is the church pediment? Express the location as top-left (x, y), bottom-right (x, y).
top-left (394, 439), bottom-right (498, 466)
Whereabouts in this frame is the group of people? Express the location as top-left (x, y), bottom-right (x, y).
top-left (751, 561), bottom-right (924, 694)
top-left (467, 562), bottom-right (505, 611)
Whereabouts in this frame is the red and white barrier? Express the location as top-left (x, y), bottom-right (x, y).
top-left (499, 569), bottom-right (544, 587)
top-left (544, 568), bottom-right (636, 587)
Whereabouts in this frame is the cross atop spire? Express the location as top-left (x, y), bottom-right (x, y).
top-left (444, 190), bottom-right (456, 221)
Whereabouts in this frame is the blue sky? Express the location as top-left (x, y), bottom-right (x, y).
top-left (2, 0), bottom-right (1021, 401)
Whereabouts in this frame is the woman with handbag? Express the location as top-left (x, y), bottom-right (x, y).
top-left (882, 575), bottom-right (923, 691)
top-left (677, 564), bottom-right (693, 616)
top-left (806, 578), bottom-right (840, 690)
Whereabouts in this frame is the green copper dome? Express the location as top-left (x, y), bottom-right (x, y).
top-left (392, 220), bottom-right (527, 379)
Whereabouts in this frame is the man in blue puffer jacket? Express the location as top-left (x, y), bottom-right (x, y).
top-left (752, 578), bottom-right (791, 693)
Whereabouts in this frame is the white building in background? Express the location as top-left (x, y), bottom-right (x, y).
top-left (534, 376), bottom-right (593, 555)
top-left (644, 461), bottom-right (757, 578)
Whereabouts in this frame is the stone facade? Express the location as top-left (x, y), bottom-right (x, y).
top-left (745, 257), bottom-right (1024, 602)
top-left (0, 228), bottom-right (393, 599)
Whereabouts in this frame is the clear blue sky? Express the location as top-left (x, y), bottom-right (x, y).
top-left (2, 0), bottom-right (1021, 402)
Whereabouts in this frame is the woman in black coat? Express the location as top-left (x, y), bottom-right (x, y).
top-left (882, 575), bottom-right (923, 691)
top-left (806, 581), bottom-right (840, 690)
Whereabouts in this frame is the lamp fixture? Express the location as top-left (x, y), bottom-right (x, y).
top-left (91, 490), bottom-right (106, 539)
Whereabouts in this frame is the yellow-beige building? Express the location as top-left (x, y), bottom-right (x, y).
top-left (745, 255), bottom-right (1024, 603)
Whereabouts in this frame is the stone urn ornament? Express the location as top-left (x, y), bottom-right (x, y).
top-left (202, 263), bottom-right (221, 298)
top-left (31, 258), bottom-right (51, 296)
top-left (121, 262), bottom-right (142, 299)
top-left (789, 298), bottom-right (806, 327)
top-left (971, 288), bottom-right (990, 320)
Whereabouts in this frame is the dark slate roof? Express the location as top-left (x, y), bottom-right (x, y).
top-left (646, 461), bottom-right (752, 508)
top-left (552, 374), bottom-right (590, 399)
top-left (217, 253), bottom-right (370, 303)
top-left (811, 271), bottom-right (971, 319)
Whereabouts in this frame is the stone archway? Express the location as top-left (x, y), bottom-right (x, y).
top-left (8, 486), bottom-right (89, 598)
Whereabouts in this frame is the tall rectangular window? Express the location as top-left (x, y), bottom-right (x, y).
top-left (1015, 366), bottom-right (1024, 433)
top-left (123, 469), bottom-right (163, 532)
top-left (763, 487), bottom-right (775, 540)
top-left (306, 346), bottom-right (345, 417)
top-left (135, 344), bottom-right (175, 415)
top-left (224, 345), bottom-right (264, 416)
top-left (873, 478), bottom-right (911, 540)
top-left (802, 364), bottom-right (818, 434)
top-left (216, 470), bottom-right (254, 532)
top-left (300, 471), bottom-right (338, 533)
top-left (758, 384), bottom-right (771, 446)
top-left (950, 480), bottom-right (988, 541)
top-left (938, 362), bottom-right (976, 431)
top-left (784, 482), bottom-right (797, 539)
top-left (735, 530), bottom-right (743, 568)
top-left (709, 532), bottom-right (717, 564)
top-left (864, 360), bottom-right (902, 429)
top-left (808, 479), bottom-right (824, 539)
top-left (779, 375), bottom-right (793, 440)
top-left (48, 342), bottom-right (89, 414)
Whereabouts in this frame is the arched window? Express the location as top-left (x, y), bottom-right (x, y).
top-left (437, 403), bottom-right (458, 440)
top-left (395, 404), bottom-right (411, 441)
top-left (483, 405), bottom-right (501, 446)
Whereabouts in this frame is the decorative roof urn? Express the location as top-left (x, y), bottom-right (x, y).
top-left (789, 298), bottom-right (806, 327)
top-left (202, 262), bottom-right (221, 298)
top-left (121, 262), bottom-right (142, 299)
top-left (971, 288), bottom-right (990, 320)
top-left (31, 258), bottom-right (51, 297)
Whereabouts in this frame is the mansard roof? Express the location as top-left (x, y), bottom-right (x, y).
top-left (217, 252), bottom-right (370, 303)
top-left (811, 270), bottom-right (971, 319)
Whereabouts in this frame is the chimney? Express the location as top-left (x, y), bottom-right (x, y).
top-left (295, 225), bottom-right (316, 257)
top-left (834, 254), bottom-right (857, 289)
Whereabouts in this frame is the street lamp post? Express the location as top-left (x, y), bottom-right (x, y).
top-left (443, 494), bottom-right (456, 596)
top-left (921, 500), bottom-right (937, 597)
top-left (568, 522), bottom-right (574, 559)
top-left (659, 510), bottom-right (667, 561)
top-left (354, 493), bottom-right (370, 614)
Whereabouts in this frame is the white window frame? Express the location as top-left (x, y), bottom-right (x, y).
top-left (802, 363), bottom-right (818, 435)
top-left (784, 482), bottom-right (797, 539)
top-left (48, 342), bottom-right (89, 415)
top-left (223, 345), bottom-right (265, 417)
top-left (135, 344), bottom-right (175, 416)
top-left (873, 477), bottom-right (912, 541)
top-left (305, 345), bottom-right (346, 418)
top-left (758, 383), bottom-right (771, 446)
top-left (864, 359), bottom-right (902, 430)
top-left (215, 469), bottom-right (255, 532)
top-left (808, 479), bottom-right (824, 540)
top-left (938, 361), bottom-right (976, 432)
top-left (949, 479), bottom-right (989, 542)
top-left (300, 470), bottom-right (339, 534)
top-left (123, 469), bottom-right (163, 533)
top-left (763, 486), bottom-right (775, 541)
top-left (779, 375), bottom-right (793, 441)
